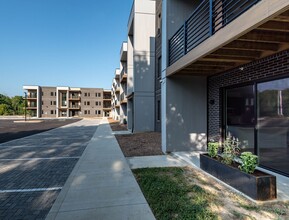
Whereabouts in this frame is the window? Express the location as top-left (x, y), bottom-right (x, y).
top-left (225, 85), bottom-right (255, 152)
top-left (84, 101), bottom-right (86, 105)
top-left (95, 93), bottom-right (98, 97)
top-left (87, 101), bottom-right (90, 106)
top-left (54, 101), bottom-right (56, 105)
top-left (257, 78), bottom-right (289, 175)
top-left (95, 110), bottom-right (98, 114)
top-left (50, 110), bottom-right (54, 114)
top-left (88, 93), bottom-right (90, 97)
top-left (42, 101), bottom-right (44, 105)
top-left (96, 101), bottom-right (98, 106)
top-left (84, 93), bottom-right (87, 97)
top-left (99, 101), bottom-right (101, 106)
top-left (50, 101), bottom-right (53, 105)
top-left (98, 110), bottom-right (101, 115)
top-left (50, 92), bottom-right (54, 96)
top-left (84, 110), bottom-right (87, 114)
top-left (98, 93), bottom-right (101, 97)
top-left (55, 92), bottom-right (56, 96)
top-left (88, 110), bottom-right (90, 114)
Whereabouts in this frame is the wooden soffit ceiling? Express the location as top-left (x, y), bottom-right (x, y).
top-left (177, 10), bottom-right (289, 76)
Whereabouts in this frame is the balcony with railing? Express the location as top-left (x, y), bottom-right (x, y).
top-left (69, 92), bottom-right (81, 100)
top-left (167, 0), bottom-right (289, 77)
top-left (169, 0), bottom-right (261, 66)
top-left (103, 101), bottom-right (112, 109)
top-left (69, 103), bottom-right (81, 109)
top-left (120, 92), bottom-right (127, 104)
top-left (27, 92), bottom-right (37, 99)
top-left (120, 66), bottom-right (127, 83)
top-left (27, 101), bottom-right (37, 109)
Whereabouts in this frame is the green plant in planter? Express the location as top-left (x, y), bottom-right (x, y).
top-left (221, 135), bottom-right (240, 165)
top-left (207, 142), bottom-right (219, 158)
top-left (239, 152), bottom-right (258, 174)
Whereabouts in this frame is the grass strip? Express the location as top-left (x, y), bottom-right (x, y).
top-left (133, 167), bottom-right (217, 220)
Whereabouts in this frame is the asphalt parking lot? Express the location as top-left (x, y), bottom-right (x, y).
top-left (0, 118), bottom-right (81, 144)
top-left (0, 119), bottom-right (99, 219)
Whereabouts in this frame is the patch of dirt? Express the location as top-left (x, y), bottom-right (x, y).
top-left (108, 118), bottom-right (127, 131)
top-left (115, 132), bottom-right (164, 157)
top-left (183, 166), bottom-right (289, 220)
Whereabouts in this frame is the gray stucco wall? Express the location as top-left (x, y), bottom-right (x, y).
top-left (134, 92), bottom-right (155, 132)
top-left (165, 75), bottom-right (207, 152)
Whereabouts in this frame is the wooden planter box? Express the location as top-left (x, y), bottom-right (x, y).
top-left (200, 154), bottom-right (277, 201)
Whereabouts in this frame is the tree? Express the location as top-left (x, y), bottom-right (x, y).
top-left (0, 104), bottom-right (12, 115)
top-left (11, 96), bottom-right (24, 115)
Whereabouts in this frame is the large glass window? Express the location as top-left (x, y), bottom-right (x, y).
top-left (257, 78), bottom-right (289, 174)
top-left (225, 85), bottom-right (255, 152)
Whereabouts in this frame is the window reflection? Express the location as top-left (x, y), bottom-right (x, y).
top-left (257, 78), bottom-right (289, 175)
top-left (226, 85), bottom-right (255, 152)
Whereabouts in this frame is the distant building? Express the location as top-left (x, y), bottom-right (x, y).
top-left (23, 86), bottom-right (111, 118)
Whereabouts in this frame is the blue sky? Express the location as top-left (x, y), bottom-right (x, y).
top-left (0, 0), bottom-right (132, 97)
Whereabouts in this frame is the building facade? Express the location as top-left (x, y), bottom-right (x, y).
top-left (160, 0), bottom-right (289, 177)
top-left (23, 86), bottom-right (111, 118)
top-left (111, 0), bottom-right (157, 132)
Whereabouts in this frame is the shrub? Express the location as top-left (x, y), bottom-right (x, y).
top-left (221, 134), bottom-right (240, 165)
top-left (239, 152), bottom-right (258, 174)
top-left (207, 142), bottom-right (219, 158)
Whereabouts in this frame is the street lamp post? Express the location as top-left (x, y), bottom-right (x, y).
top-left (24, 92), bottom-right (27, 121)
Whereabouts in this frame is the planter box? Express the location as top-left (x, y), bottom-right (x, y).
top-left (200, 154), bottom-right (276, 201)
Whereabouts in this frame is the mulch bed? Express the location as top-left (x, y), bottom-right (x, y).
top-left (108, 118), bottom-right (127, 131)
top-left (115, 132), bottom-right (164, 157)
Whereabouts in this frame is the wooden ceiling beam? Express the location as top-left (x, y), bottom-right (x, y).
top-left (239, 30), bottom-right (289, 43)
top-left (202, 55), bottom-right (254, 63)
top-left (257, 21), bottom-right (289, 32)
top-left (212, 48), bottom-right (262, 58)
top-left (223, 40), bottom-right (279, 51)
top-left (193, 61), bottom-right (239, 67)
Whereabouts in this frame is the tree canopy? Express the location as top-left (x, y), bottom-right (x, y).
top-left (0, 94), bottom-right (25, 115)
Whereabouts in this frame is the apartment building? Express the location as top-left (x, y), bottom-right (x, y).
top-left (120, 42), bottom-right (128, 123)
top-left (23, 86), bottom-right (111, 118)
top-left (126, 0), bottom-right (156, 132)
top-left (111, 69), bottom-right (120, 120)
top-left (160, 0), bottom-right (289, 176)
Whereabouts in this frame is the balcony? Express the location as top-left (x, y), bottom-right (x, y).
top-left (27, 93), bottom-right (37, 99)
top-left (120, 67), bottom-right (127, 83)
top-left (167, 0), bottom-right (289, 77)
top-left (120, 92), bottom-right (127, 104)
top-left (69, 105), bottom-right (80, 110)
top-left (103, 101), bottom-right (112, 109)
top-left (69, 94), bottom-right (81, 100)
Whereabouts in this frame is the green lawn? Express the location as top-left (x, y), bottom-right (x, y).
top-left (133, 167), bottom-right (217, 220)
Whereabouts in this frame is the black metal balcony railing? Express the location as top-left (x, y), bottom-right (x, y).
top-left (168, 0), bottom-right (261, 66)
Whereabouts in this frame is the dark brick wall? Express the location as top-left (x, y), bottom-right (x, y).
top-left (208, 49), bottom-right (289, 141)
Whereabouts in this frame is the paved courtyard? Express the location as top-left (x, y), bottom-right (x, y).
top-left (0, 119), bottom-right (99, 220)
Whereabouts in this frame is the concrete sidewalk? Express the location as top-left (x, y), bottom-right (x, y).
top-left (46, 118), bottom-right (155, 220)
